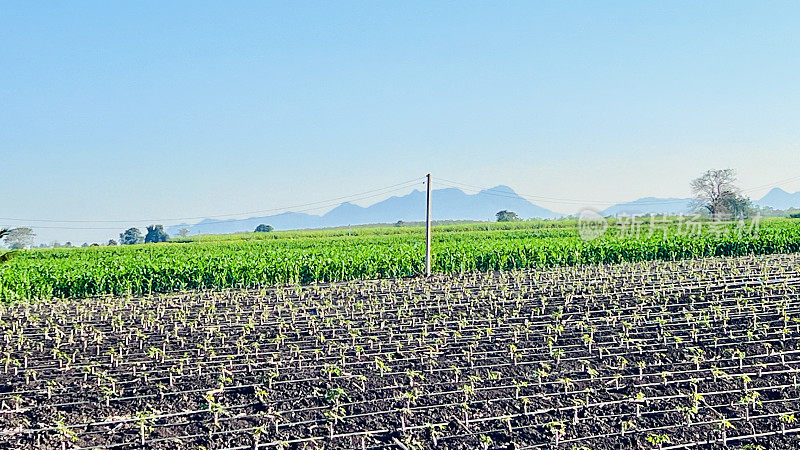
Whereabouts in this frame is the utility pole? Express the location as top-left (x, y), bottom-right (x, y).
top-left (425, 173), bottom-right (432, 277)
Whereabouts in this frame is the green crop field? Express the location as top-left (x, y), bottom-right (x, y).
top-left (2, 217), bottom-right (799, 302)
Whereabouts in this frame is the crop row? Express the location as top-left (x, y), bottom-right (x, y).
top-left (2, 217), bottom-right (799, 301)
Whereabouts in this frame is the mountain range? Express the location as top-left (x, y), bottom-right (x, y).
top-left (167, 185), bottom-right (560, 235)
top-left (167, 186), bottom-right (800, 236)
top-left (600, 197), bottom-right (695, 216)
top-left (755, 187), bottom-right (800, 210)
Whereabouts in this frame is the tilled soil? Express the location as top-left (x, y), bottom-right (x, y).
top-left (2, 254), bottom-right (800, 449)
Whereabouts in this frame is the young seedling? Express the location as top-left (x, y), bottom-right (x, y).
top-left (581, 334), bottom-right (594, 354)
top-left (322, 363), bottom-right (342, 381)
top-left (425, 423), bottom-right (445, 447)
top-left (460, 402), bottom-right (471, 429)
top-left (399, 405), bottom-right (413, 433)
top-left (204, 389), bottom-right (229, 427)
top-left (738, 391), bottom-right (761, 422)
top-left (508, 343), bottom-right (519, 366)
top-left (479, 434), bottom-right (492, 450)
top-left (739, 374), bottom-right (752, 392)
top-left (545, 420), bottom-right (565, 447)
top-left (780, 413), bottom-right (796, 434)
top-left (134, 410), bottom-right (157, 446)
top-left (405, 369), bottom-right (424, 388)
top-left (637, 360), bottom-right (646, 380)
top-left (645, 433), bottom-right (671, 449)
top-left (461, 383), bottom-right (476, 403)
top-left (620, 418), bottom-right (636, 436)
top-left (716, 418), bottom-right (734, 445)
top-left (257, 370), bottom-right (277, 389)
top-left (513, 380), bottom-right (528, 400)
top-left (536, 364), bottom-right (550, 387)
top-left (323, 406), bottom-right (345, 439)
top-left (54, 415), bottom-right (78, 450)
top-left (559, 377), bottom-right (573, 394)
top-left (374, 357), bottom-right (392, 376)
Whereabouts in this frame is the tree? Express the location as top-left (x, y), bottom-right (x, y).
top-left (108, 239), bottom-right (117, 246)
top-left (81, 243), bottom-right (89, 248)
top-left (394, 220), bottom-right (405, 227)
top-left (178, 228), bottom-right (190, 238)
top-left (119, 228), bottom-right (143, 245)
top-left (724, 194), bottom-right (752, 219)
top-left (691, 169), bottom-right (751, 219)
top-left (144, 225), bottom-right (169, 243)
top-left (496, 210), bottom-right (520, 222)
top-left (3, 227), bottom-right (35, 249)
top-left (64, 242), bottom-right (73, 248)
top-left (0, 229), bottom-right (14, 265)
top-left (254, 224), bottom-right (274, 233)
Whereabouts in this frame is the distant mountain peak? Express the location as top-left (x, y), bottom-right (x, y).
top-left (757, 187), bottom-right (800, 209)
top-left (766, 187), bottom-right (789, 194)
top-left (478, 185), bottom-right (519, 196)
top-left (167, 184), bottom-right (561, 236)
top-left (601, 197), bottom-right (693, 216)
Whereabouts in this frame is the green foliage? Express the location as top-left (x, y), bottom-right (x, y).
top-left (0, 229), bottom-right (16, 266)
top-left (119, 228), bottom-right (143, 245)
top-left (254, 224), bottom-right (274, 233)
top-left (496, 210), bottom-right (521, 222)
top-left (144, 225), bottom-right (169, 243)
top-left (1, 217), bottom-right (800, 301)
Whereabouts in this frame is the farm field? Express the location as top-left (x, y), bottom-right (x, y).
top-left (2, 217), bottom-right (800, 302)
top-left (2, 253), bottom-right (800, 448)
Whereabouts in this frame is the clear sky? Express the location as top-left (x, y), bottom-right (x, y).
top-left (3, 1), bottom-right (800, 244)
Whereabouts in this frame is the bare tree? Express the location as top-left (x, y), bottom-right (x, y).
top-left (691, 169), bottom-right (749, 219)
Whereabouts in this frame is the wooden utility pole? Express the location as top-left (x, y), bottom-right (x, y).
top-left (425, 173), bottom-right (432, 277)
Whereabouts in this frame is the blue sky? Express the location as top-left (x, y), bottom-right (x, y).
top-left (2, 1), bottom-right (800, 244)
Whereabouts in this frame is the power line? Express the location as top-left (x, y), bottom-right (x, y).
top-left (0, 177), bottom-right (425, 226)
top-left (434, 178), bottom-right (618, 206)
top-left (187, 183), bottom-right (426, 230)
top-left (740, 174), bottom-right (800, 193)
top-left (6, 173), bottom-right (799, 232)
top-left (24, 183), bottom-right (426, 231)
top-left (435, 174), bottom-right (800, 208)
top-left (19, 184), bottom-right (424, 231)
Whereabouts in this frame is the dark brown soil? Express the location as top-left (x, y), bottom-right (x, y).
top-left (2, 254), bottom-right (800, 449)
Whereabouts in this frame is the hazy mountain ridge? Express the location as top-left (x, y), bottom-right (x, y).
top-left (601, 197), bottom-right (694, 216)
top-left (167, 185), bottom-right (561, 235)
top-left (756, 188), bottom-right (800, 210)
top-left (167, 186), bottom-right (800, 236)
top-left (600, 188), bottom-right (800, 217)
